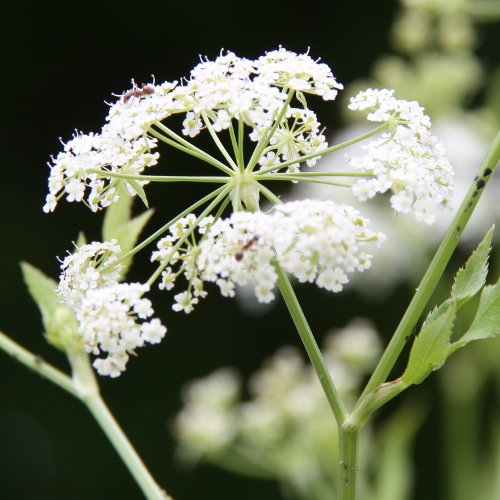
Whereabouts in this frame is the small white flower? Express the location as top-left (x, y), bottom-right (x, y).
top-left (172, 291), bottom-right (198, 314)
top-left (141, 318), bottom-right (167, 344)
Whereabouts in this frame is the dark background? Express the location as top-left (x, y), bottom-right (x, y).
top-left (1, 1), bottom-right (498, 499)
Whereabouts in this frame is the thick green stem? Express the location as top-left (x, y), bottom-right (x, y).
top-left (358, 129), bottom-right (500, 402)
top-left (274, 260), bottom-right (347, 424)
top-left (338, 424), bottom-right (360, 500)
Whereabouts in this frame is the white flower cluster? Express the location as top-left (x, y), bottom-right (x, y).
top-left (58, 240), bottom-right (123, 308)
top-left (197, 200), bottom-right (385, 303)
top-left (165, 48), bottom-right (341, 171)
top-left (151, 214), bottom-right (213, 314)
top-left (348, 88), bottom-right (454, 224)
top-left (176, 48), bottom-right (342, 137)
top-left (45, 49), bottom-right (343, 213)
top-left (44, 127), bottom-right (160, 213)
top-left (77, 283), bottom-right (166, 377)
top-left (256, 107), bottom-right (327, 173)
top-left (106, 80), bottom-right (179, 141)
top-left (58, 240), bottom-right (166, 377)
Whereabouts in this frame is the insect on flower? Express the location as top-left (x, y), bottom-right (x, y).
top-left (122, 83), bottom-right (155, 103)
top-left (235, 236), bottom-right (259, 261)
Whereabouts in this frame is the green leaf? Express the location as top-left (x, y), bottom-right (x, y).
top-left (21, 262), bottom-right (60, 321)
top-left (420, 299), bottom-right (451, 331)
top-left (101, 183), bottom-right (154, 280)
top-left (402, 301), bottom-right (456, 386)
top-left (21, 262), bottom-right (80, 352)
top-left (112, 209), bottom-right (154, 280)
top-left (451, 226), bottom-right (494, 306)
top-left (450, 279), bottom-right (500, 354)
top-left (102, 184), bottom-right (133, 242)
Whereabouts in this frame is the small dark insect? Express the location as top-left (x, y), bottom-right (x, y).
top-left (476, 179), bottom-right (485, 190)
top-left (405, 325), bottom-right (418, 343)
top-left (34, 354), bottom-right (43, 364)
top-left (483, 168), bottom-right (492, 176)
top-left (235, 236), bottom-right (259, 261)
top-left (122, 83), bottom-right (155, 103)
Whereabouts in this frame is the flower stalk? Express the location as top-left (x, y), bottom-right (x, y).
top-left (0, 330), bottom-right (172, 499)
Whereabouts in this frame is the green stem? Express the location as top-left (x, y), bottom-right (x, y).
top-left (256, 171), bottom-right (371, 178)
top-left (338, 425), bottom-right (360, 500)
top-left (201, 111), bottom-right (239, 171)
top-left (255, 182), bottom-right (281, 206)
top-left (146, 184), bottom-right (232, 286)
top-left (0, 330), bottom-right (78, 397)
top-left (227, 122), bottom-right (243, 170)
top-left (151, 121), bottom-right (234, 175)
top-left (274, 261), bottom-right (347, 424)
top-left (85, 394), bottom-right (171, 500)
top-left (256, 122), bottom-right (389, 175)
top-left (237, 119), bottom-right (245, 169)
top-left (148, 128), bottom-right (214, 166)
top-left (88, 170), bottom-right (230, 184)
top-left (246, 91), bottom-right (295, 172)
top-left (0, 334), bottom-right (172, 499)
top-left (357, 128), bottom-right (500, 403)
top-left (258, 174), bottom-right (352, 187)
top-left (117, 185), bottom-right (228, 265)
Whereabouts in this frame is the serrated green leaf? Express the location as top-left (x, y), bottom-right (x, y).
top-left (21, 262), bottom-right (80, 352)
top-left (450, 279), bottom-right (500, 355)
top-left (451, 226), bottom-right (494, 306)
top-left (113, 209), bottom-right (154, 279)
top-left (420, 299), bottom-right (451, 331)
top-left (102, 184), bottom-right (133, 242)
top-left (402, 301), bottom-right (456, 386)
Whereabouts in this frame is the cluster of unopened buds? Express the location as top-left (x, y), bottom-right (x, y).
top-left (45, 47), bottom-right (454, 376)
